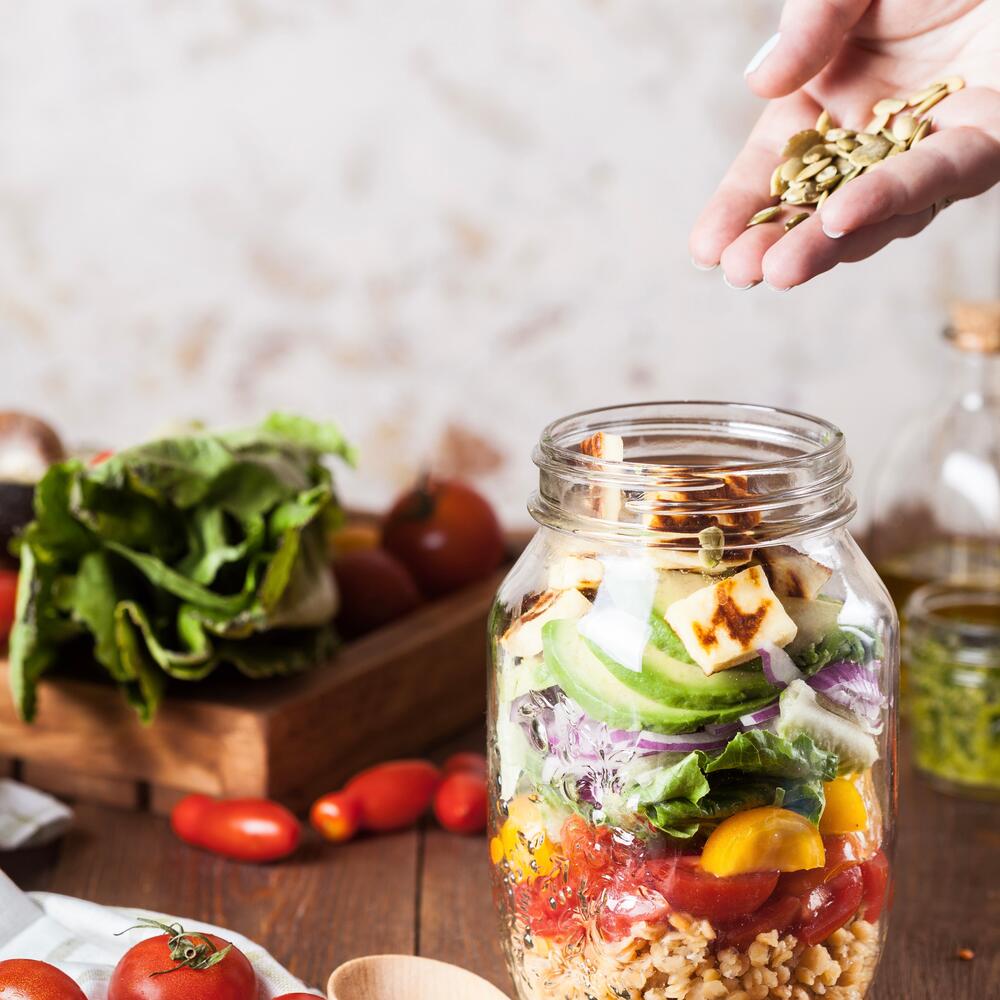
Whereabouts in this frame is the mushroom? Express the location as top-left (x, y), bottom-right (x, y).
top-left (0, 411), bottom-right (65, 483)
top-left (0, 411), bottom-right (65, 552)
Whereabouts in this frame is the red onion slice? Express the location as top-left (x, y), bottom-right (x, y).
top-left (760, 642), bottom-right (804, 688)
top-left (740, 703), bottom-right (781, 727)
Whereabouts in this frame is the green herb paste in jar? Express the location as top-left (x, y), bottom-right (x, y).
top-left (905, 584), bottom-right (1000, 799)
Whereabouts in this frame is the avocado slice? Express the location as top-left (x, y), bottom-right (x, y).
top-left (592, 617), bottom-right (777, 709)
top-left (542, 619), bottom-right (775, 734)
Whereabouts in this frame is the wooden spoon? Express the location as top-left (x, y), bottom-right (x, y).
top-left (328, 954), bottom-right (510, 1000)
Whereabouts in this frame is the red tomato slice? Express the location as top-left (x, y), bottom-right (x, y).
top-left (516, 873), bottom-right (583, 943)
top-left (0, 569), bottom-right (18, 645)
top-left (777, 834), bottom-right (863, 899)
top-left (796, 865), bottom-right (865, 946)
top-left (859, 851), bottom-right (890, 923)
top-left (716, 895), bottom-right (802, 950)
top-left (645, 857), bottom-right (779, 924)
top-left (596, 873), bottom-right (671, 941)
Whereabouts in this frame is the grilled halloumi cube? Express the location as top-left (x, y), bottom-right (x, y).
top-left (579, 430), bottom-right (624, 520)
top-left (756, 546), bottom-right (833, 600)
top-left (547, 554), bottom-right (604, 592)
top-left (501, 588), bottom-right (592, 658)
top-left (665, 565), bottom-right (797, 675)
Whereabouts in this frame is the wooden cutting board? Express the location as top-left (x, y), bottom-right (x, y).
top-left (0, 567), bottom-right (508, 814)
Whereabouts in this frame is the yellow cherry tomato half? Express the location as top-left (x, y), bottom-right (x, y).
top-left (489, 795), bottom-right (558, 883)
top-left (701, 806), bottom-right (825, 878)
top-left (819, 776), bottom-right (869, 835)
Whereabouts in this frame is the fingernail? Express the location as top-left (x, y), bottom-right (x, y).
top-left (723, 275), bottom-right (760, 290)
top-left (767, 283), bottom-right (792, 292)
top-left (822, 225), bottom-right (846, 239)
top-left (744, 32), bottom-right (780, 77)
top-left (691, 258), bottom-right (718, 272)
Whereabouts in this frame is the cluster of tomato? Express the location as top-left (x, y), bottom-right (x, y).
top-left (516, 817), bottom-right (890, 950)
top-left (332, 477), bottom-right (505, 638)
top-left (170, 753), bottom-right (489, 863)
top-left (0, 923), bottom-right (314, 1000)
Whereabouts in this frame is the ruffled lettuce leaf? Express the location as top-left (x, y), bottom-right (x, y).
top-left (635, 729), bottom-right (837, 839)
top-left (9, 413), bottom-right (351, 722)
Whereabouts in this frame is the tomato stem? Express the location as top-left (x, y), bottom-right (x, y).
top-left (116, 917), bottom-right (233, 976)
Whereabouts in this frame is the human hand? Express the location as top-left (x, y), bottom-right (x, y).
top-left (689, 0), bottom-right (1000, 289)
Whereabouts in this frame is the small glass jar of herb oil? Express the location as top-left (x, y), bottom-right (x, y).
top-left (905, 583), bottom-right (1000, 799)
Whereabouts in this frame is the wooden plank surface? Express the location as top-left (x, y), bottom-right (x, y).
top-left (1, 733), bottom-right (997, 998)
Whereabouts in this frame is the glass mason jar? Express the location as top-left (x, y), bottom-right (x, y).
top-left (488, 402), bottom-right (898, 1000)
top-left (905, 583), bottom-right (1000, 800)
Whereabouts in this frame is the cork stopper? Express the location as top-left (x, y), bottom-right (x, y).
top-left (946, 301), bottom-right (1000, 354)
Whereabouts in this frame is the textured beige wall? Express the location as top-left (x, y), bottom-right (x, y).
top-left (1, 0), bottom-right (998, 526)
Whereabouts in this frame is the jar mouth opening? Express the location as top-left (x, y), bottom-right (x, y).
top-left (905, 582), bottom-right (1000, 640)
top-left (531, 401), bottom-right (855, 547)
top-left (538, 401), bottom-right (846, 479)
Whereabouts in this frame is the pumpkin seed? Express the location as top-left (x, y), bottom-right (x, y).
top-left (873, 98), bottom-right (907, 116)
top-left (837, 137), bottom-right (859, 152)
top-left (815, 109), bottom-right (832, 133)
top-left (782, 129), bottom-right (823, 158)
top-left (780, 157), bottom-right (804, 181)
top-left (892, 114), bottom-right (918, 142)
top-left (908, 83), bottom-right (946, 107)
top-left (910, 118), bottom-right (931, 147)
top-left (802, 144), bottom-right (832, 164)
top-left (817, 189), bottom-right (830, 209)
top-left (912, 89), bottom-right (948, 116)
top-left (825, 128), bottom-right (852, 141)
top-left (849, 134), bottom-right (893, 166)
top-left (784, 212), bottom-right (809, 231)
top-left (795, 157), bottom-right (833, 181)
top-left (770, 163), bottom-right (787, 197)
top-left (943, 76), bottom-right (965, 94)
top-left (747, 205), bottom-right (782, 227)
top-left (866, 111), bottom-right (890, 133)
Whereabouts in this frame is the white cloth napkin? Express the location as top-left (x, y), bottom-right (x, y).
top-left (0, 779), bottom-right (74, 850)
top-left (0, 869), bottom-right (323, 998)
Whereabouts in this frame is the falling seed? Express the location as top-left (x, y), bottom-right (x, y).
top-left (784, 212), bottom-right (809, 231)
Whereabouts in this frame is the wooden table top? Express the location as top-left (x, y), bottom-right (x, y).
top-left (1, 732), bottom-right (997, 1000)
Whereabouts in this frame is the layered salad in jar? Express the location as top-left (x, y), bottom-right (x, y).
top-left (489, 436), bottom-right (892, 1000)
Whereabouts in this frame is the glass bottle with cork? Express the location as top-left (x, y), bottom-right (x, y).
top-left (869, 301), bottom-right (1000, 610)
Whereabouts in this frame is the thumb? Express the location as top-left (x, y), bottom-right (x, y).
top-left (744, 0), bottom-right (872, 98)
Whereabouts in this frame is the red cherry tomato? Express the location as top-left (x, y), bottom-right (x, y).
top-left (859, 851), bottom-right (891, 923)
top-left (0, 959), bottom-right (86, 1000)
top-left (596, 869), bottom-right (672, 941)
top-left (716, 894), bottom-right (803, 950)
top-left (795, 865), bottom-right (865, 946)
top-left (645, 857), bottom-right (779, 924)
top-left (332, 549), bottom-right (422, 639)
top-left (310, 791), bottom-right (363, 843)
top-left (442, 751), bottom-right (488, 776)
top-left (382, 479), bottom-right (505, 597)
top-left (515, 872), bottom-right (584, 943)
top-left (170, 795), bottom-right (300, 863)
top-left (109, 926), bottom-right (256, 1000)
top-left (0, 569), bottom-right (17, 645)
top-left (434, 772), bottom-right (488, 834)
top-left (777, 835), bottom-right (860, 899)
top-left (345, 759), bottom-right (442, 832)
